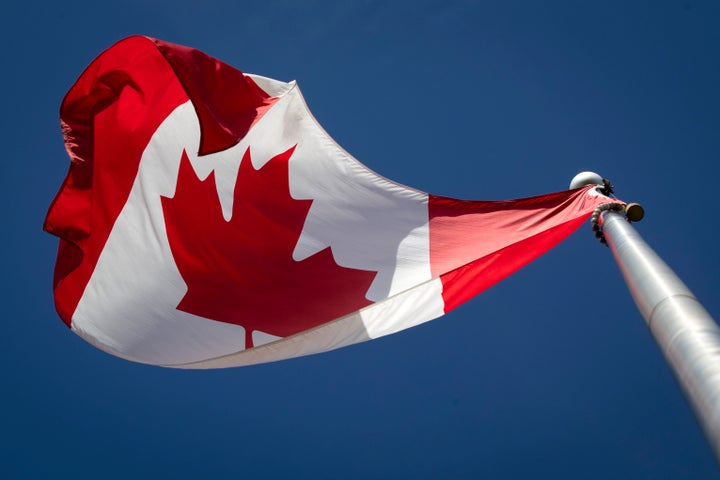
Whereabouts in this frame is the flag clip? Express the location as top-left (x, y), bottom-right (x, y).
top-left (591, 203), bottom-right (627, 246)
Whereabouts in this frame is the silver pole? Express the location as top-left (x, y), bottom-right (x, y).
top-left (600, 209), bottom-right (720, 461)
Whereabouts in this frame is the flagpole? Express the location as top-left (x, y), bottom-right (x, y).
top-left (573, 173), bottom-right (720, 462)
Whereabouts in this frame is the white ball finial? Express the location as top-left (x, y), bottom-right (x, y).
top-left (569, 171), bottom-right (604, 189)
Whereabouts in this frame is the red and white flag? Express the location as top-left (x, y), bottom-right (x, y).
top-left (45, 36), bottom-right (615, 368)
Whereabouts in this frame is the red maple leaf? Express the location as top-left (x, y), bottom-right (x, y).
top-left (161, 147), bottom-right (377, 348)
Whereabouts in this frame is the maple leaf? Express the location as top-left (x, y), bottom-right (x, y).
top-left (161, 147), bottom-right (377, 349)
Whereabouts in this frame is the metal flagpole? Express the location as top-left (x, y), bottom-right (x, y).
top-left (571, 172), bottom-right (720, 462)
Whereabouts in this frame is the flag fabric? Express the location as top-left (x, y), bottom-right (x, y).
top-left (44, 36), bottom-right (616, 368)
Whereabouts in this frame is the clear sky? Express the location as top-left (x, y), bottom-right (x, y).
top-left (3, 1), bottom-right (720, 478)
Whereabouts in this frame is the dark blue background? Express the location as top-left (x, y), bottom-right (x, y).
top-left (3, 1), bottom-right (719, 478)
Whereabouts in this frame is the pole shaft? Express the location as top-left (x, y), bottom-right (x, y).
top-left (601, 211), bottom-right (720, 460)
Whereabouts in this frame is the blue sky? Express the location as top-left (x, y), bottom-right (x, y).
top-left (3, 1), bottom-right (719, 478)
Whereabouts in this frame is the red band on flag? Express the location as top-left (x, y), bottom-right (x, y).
top-left (44, 36), bottom-right (189, 325)
top-left (429, 187), bottom-right (602, 312)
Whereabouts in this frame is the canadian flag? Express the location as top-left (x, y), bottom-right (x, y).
top-left (45, 36), bottom-right (614, 368)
